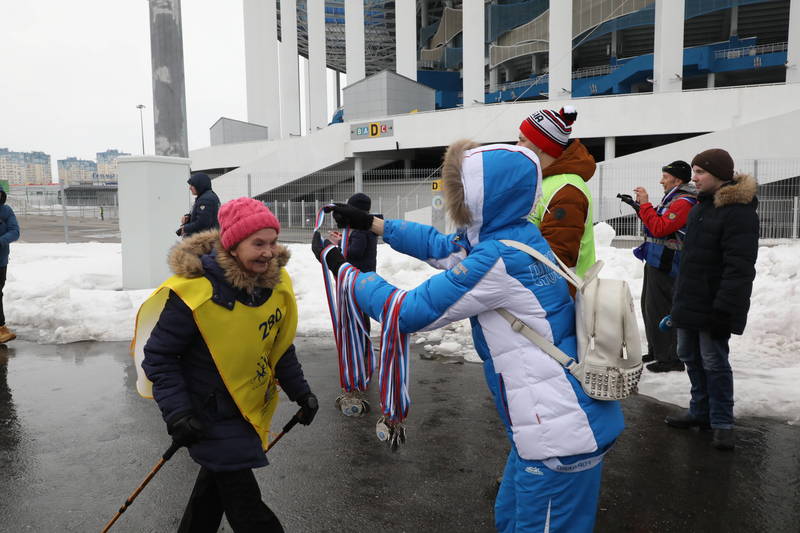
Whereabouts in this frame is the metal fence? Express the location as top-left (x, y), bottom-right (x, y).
top-left (7, 185), bottom-right (119, 220)
top-left (595, 158), bottom-right (800, 242)
top-left (9, 157), bottom-right (799, 245)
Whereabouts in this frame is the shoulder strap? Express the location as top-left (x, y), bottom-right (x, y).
top-left (496, 308), bottom-right (579, 373)
top-left (499, 239), bottom-right (583, 289)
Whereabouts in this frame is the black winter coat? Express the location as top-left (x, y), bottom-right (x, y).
top-left (344, 229), bottom-right (377, 272)
top-left (671, 174), bottom-right (759, 335)
top-left (142, 231), bottom-right (310, 471)
top-left (184, 173), bottom-right (220, 236)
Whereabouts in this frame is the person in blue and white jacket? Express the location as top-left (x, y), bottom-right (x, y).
top-left (312, 140), bottom-right (624, 532)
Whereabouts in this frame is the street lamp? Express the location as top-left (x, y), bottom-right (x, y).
top-left (136, 104), bottom-right (146, 155)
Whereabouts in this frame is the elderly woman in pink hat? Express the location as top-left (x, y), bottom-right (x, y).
top-left (135, 197), bottom-right (318, 532)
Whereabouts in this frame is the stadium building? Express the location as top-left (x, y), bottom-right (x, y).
top-left (189, 0), bottom-right (800, 240)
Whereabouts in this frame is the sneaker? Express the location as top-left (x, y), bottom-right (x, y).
top-left (712, 428), bottom-right (735, 450)
top-left (642, 353), bottom-right (655, 363)
top-left (0, 326), bottom-right (16, 344)
top-left (665, 412), bottom-right (711, 430)
top-left (646, 360), bottom-right (685, 373)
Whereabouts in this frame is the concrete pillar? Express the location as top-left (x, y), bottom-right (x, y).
top-left (148, 0), bottom-right (188, 157)
top-left (548, 0), bottom-right (573, 100)
top-left (788, 0), bottom-right (800, 84)
top-left (396, 0), bottom-right (417, 80)
top-left (307, 0), bottom-right (327, 131)
top-left (610, 31), bottom-right (618, 59)
top-left (354, 157), bottom-right (363, 193)
top-left (118, 156), bottom-right (190, 289)
top-left (729, 5), bottom-right (739, 37)
top-left (345, 0), bottom-right (366, 83)
top-left (280, 0), bottom-right (301, 137)
top-left (653, 0), bottom-right (685, 93)
top-left (531, 53), bottom-right (541, 76)
top-left (489, 67), bottom-right (498, 91)
top-left (243, 0), bottom-right (280, 138)
top-left (604, 136), bottom-right (616, 161)
top-left (463, 0), bottom-right (485, 106)
top-left (335, 71), bottom-right (342, 108)
top-left (421, 0), bottom-right (428, 28)
top-left (707, 72), bottom-right (716, 88)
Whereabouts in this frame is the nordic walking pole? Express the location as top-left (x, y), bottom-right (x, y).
top-left (265, 409), bottom-right (302, 453)
top-left (100, 440), bottom-right (181, 533)
top-left (101, 410), bottom-right (302, 532)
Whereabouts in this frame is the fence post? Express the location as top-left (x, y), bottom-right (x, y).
top-left (287, 200), bottom-right (292, 228)
top-left (793, 196), bottom-right (799, 239)
top-left (597, 166), bottom-right (604, 222)
top-left (247, 173), bottom-right (252, 198)
top-left (354, 157), bottom-right (363, 193)
top-left (301, 200), bottom-right (306, 227)
top-left (58, 178), bottom-right (70, 244)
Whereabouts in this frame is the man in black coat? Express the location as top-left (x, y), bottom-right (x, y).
top-left (665, 149), bottom-right (759, 451)
top-left (178, 172), bottom-right (220, 237)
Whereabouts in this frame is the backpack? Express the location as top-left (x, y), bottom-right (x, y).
top-left (497, 240), bottom-right (643, 401)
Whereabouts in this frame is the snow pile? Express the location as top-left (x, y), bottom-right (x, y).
top-left (5, 226), bottom-right (800, 423)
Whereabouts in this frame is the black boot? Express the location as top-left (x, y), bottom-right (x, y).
top-left (712, 428), bottom-right (735, 450)
top-left (665, 412), bottom-right (711, 430)
top-left (646, 360), bottom-right (685, 373)
top-left (642, 353), bottom-right (655, 363)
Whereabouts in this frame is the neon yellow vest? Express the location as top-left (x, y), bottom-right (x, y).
top-left (131, 269), bottom-right (298, 450)
top-left (528, 173), bottom-right (596, 277)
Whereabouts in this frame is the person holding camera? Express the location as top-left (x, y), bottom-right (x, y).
top-left (621, 161), bottom-right (697, 373)
top-left (177, 172), bottom-right (220, 238)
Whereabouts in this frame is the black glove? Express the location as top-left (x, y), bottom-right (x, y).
top-left (168, 414), bottom-right (205, 448)
top-left (324, 203), bottom-right (374, 230)
top-left (617, 194), bottom-right (640, 213)
top-left (708, 313), bottom-right (731, 339)
top-left (296, 393), bottom-right (319, 426)
top-left (311, 231), bottom-right (346, 275)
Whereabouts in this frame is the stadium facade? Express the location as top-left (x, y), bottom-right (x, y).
top-left (189, 0), bottom-right (799, 237)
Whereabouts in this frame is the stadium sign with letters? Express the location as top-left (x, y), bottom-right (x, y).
top-left (350, 120), bottom-right (394, 140)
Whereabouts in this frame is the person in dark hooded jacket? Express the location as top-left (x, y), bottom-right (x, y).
top-left (179, 172), bottom-right (220, 237)
top-left (138, 197), bottom-right (318, 532)
top-left (665, 149), bottom-right (759, 451)
top-left (0, 190), bottom-right (20, 344)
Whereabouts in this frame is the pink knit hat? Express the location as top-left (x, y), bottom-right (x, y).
top-left (218, 197), bottom-right (280, 250)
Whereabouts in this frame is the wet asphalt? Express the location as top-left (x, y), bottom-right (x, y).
top-left (0, 339), bottom-right (798, 533)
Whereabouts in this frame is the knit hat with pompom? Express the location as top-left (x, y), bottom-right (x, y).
top-left (519, 106), bottom-right (578, 158)
top-left (218, 197), bottom-right (280, 250)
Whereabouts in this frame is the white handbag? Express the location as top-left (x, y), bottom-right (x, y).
top-left (498, 240), bottom-right (643, 401)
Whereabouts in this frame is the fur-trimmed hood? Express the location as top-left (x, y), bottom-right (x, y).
top-left (168, 229), bottom-right (290, 293)
top-left (714, 173), bottom-right (758, 208)
top-left (442, 140), bottom-right (541, 244)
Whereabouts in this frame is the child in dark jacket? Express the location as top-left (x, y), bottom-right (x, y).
top-left (136, 197), bottom-right (317, 532)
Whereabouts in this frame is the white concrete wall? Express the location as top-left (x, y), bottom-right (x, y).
top-left (210, 119), bottom-right (268, 146)
top-left (118, 156), bottom-right (190, 290)
top-left (279, 0), bottom-right (301, 137)
top-left (462, 1), bottom-right (484, 106)
top-left (548, 0), bottom-right (572, 99)
top-left (191, 84), bottom-right (800, 198)
top-left (395, 0), bottom-right (417, 80)
top-left (345, 0), bottom-right (366, 83)
top-left (307, 0), bottom-right (328, 131)
top-left (243, 0), bottom-right (280, 139)
top-left (653, 0), bottom-right (685, 93)
top-left (788, 0), bottom-right (800, 84)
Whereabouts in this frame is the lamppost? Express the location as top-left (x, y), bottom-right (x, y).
top-left (136, 104), bottom-right (146, 155)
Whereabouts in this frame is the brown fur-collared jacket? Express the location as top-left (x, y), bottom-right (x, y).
top-left (537, 139), bottom-right (596, 270)
top-left (672, 174), bottom-right (760, 335)
top-left (142, 230), bottom-right (310, 472)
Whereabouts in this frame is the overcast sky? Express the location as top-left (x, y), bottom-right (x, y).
top-left (0, 1), bottom-right (259, 181)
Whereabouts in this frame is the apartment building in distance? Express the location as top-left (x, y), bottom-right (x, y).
top-left (57, 157), bottom-right (97, 186)
top-left (0, 148), bottom-right (53, 185)
top-left (95, 149), bottom-right (130, 184)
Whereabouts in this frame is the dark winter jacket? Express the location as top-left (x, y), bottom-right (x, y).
top-left (0, 201), bottom-right (20, 267)
top-left (671, 174), bottom-right (759, 335)
top-left (142, 231), bottom-right (310, 471)
top-left (183, 173), bottom-right (220, 237)
top-left (344, 229), bottom-right (377, 272)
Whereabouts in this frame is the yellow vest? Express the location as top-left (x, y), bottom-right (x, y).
top-left (131, 269), bottom-right (298, 450)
